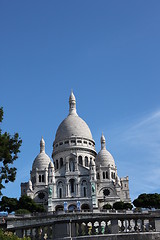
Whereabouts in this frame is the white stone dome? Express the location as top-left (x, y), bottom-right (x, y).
top-left (96, 148), bottom-right (115, 167)
top-left (55, 114), bottom-right (93, 142)
top-left (54, 92), bottom-right (93, 143)
top-left (95, 134), bottom-right (115, 168)
top-left (32, 138), bottom-right (51, 170)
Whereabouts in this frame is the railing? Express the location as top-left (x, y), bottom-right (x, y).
top-left (3, 211), bottom-right (160, 239)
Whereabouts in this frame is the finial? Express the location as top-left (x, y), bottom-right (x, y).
top-left (40, 137), bottom-right (45, 153)
top-left (101, 133), bottom-right (106, 150)
top-left (69, 90), bottom-right (77, 115)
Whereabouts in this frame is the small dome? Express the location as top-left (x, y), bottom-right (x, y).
top-left (32, 153), bottom-right (51, 170)
top-left (32, 138), bottom-right (51, 170)
top-left (95, 134), bottom-right (115, 168)
top-left (54, 92), bottom-right (93, 143)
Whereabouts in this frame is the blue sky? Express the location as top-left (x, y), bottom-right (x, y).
top-left (0, 1), bottom-right (160, 202)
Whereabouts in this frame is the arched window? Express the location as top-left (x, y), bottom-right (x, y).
top-left (69, 158), bottom-right (75, 172)
top-left (39, 175), bottom-right (41, 182)
top-left (60, 158), bottom-right (63, 167)
top-left (85, 156), bottom-right (88, 167)
top-left (103, 172), bottom-right (105, 179)
top-left (78, 156), bottom-right (83, 165)
top-left (81, 180), bottom-right (87, 197)
top-left (69, 179), bottom-right (75, 193)
top-left (42, 175), bottom-right (44, 182)
top-left (97, 172), bottom-right (100, 180)
top-left (59, 188), bottom-right (62, 199)
top-left (58, 181), bottom-right (63, 198)
top-left (111, 172), bottom-right (115, 179)
top-left (56, 160), bottom-right (59, 170)
top-left (106, 171), bottom-right (108, 179)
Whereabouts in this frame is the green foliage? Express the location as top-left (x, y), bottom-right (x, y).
top-left (0, 195), bottom-right (45, 214)
top-left (133, 193), bottom-right (160, 209)
top-left (113, 201), bottom-right (124, 210)
top-left (18, 195), bottom-right (45, 213)
top-left (123, 202), bottom-right (133, 210)
top-left (0, 196), bottom-right (18, 213)
top-left (0, 107), bottom-right (22, 196)
top-left (103, 203), bottom-right (112, 209)
top-left (15, 209), bottom-right (31, 214)
top-left (113, 201), bottom-right (133, 210)
top-left (0, 229), bottom-right (30, 240)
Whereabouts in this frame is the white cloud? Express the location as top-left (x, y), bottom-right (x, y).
top-left (120, 110), bottom-right (160, 199)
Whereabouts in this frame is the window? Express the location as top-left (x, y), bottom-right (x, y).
top-left (82, 180), bottom-right (87, 197)
top-left (59, 142), bottom-right (63, 145)
top-left (106, 171), bottom-right (108, 179)
top-left (103, 172), bottom-right (105, 179)
top-left (39, 175), bottom-right (41, 182)
top-left (97, 172), bottom-right (100, 179)
top-left (58, 181), bottom-right (63, 198)
top-left (56, 160), bottom-right (59, 170)
top-left (85, 156), bottom-right (88, 167)
top-left (69, 158), bottom-right (75, 171)
top-left (60, 158), bottom-right (63, 167)
top-left (42, 175), bottom-right (44, 182)
top-left (78, 156), bottom-right (83, 165)
top-left (65, 140), bottom-right (69, 144)
top-left (59, 188), bottom-right (62, 198)
top-left (83, 141), bottom-right (87, 144)
top-left (71, 140), bottom-right (76, 144)
top-left (103, 189), bottom-right (110, 196)
top-left (70, 179), bottom-right (75, 193)
top-left (77, 140), bottom-right (82, 143)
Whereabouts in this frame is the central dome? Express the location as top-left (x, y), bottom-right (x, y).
top-left (54, 92), bottom-right (93, 143)
top-left (55, 114), bottom-right (93, 142)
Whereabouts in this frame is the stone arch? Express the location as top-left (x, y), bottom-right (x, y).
top-left (69, 178), bottom-right (76, 195)
top-left (60, 157), bottom-right (63, 167)
top-left (85, 156), bottom-right (88, 167)
top-left (55, 205), bottom-right (64, 211)
top-left (68, 204), bottom-right (77, 212)
top-left (81, 179), bottom-right (88, 197)
top-left (81, 203), bottom-right (90, 211)
top-left (69, 158), bottom-right (75, 171)
top-left (57, 180), bottom-right (65, 198)
top-left (78, 155), bottom-right (83, 165)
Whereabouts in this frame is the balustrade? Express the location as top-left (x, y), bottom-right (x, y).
top-left (6, 212), bottom-right (159, 239)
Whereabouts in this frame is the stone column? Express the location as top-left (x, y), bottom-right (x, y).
top-left (110, 219), bottom-right (119, 234)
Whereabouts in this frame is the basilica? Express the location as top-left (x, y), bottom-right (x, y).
top-left (21, 92), bottom-right (130, 211)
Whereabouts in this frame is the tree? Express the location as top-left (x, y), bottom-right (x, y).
top-left (123, 202), bottom-right (133, 210)
top-left (0, 196), bottom-right (18, 213)
top-left (133, 193), bottom-right (160, 209)
top-left (0, 195), bottom-right (45, 214)
top-left (103, 203), bottom-right (112, 210)
top-left (113, 201), bottom-right (124, 210)
top-left (0, 107), bottom-right (22, 196)
top-left (113, 201), bottom-right (133, 210)
top-left (18, 195), bottom-right (45, 213)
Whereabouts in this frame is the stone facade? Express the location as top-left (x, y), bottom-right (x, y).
top-left (21, 92), bottom-right (130, 211)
